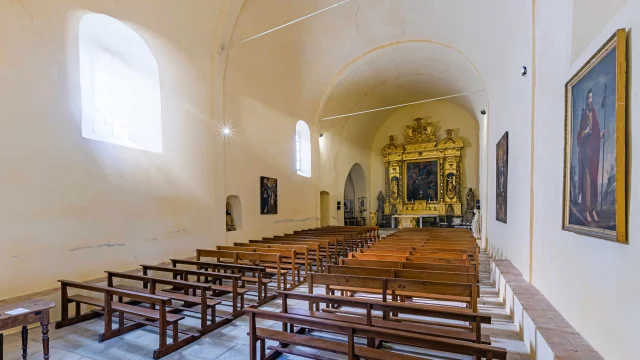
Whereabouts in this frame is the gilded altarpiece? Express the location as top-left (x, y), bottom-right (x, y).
top-left (382, 118), bottom-right (464, 218)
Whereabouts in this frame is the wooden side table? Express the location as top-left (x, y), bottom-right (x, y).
top-left (0, 299), bottom-right (55, 360)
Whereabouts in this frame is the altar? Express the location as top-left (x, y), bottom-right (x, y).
top-left (392, 214), bottom-right (439, 229)
top-left (381, 117), bottom-right (466, 227)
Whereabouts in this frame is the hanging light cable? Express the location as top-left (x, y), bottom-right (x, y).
top-left (321, 90), bottom-right (485, 120)
top-left (238, 0), bottom-right (351, 44)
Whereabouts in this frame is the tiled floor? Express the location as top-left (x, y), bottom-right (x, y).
top-left (1, 251), bottom-right (530, 360)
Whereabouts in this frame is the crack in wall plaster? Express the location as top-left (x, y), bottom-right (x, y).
top-left (347, 0), bottom-right (360, 58)
top-left (17, 0), bottom-right (65, 90)
top-left (69, 243), bottom-right (125, 252)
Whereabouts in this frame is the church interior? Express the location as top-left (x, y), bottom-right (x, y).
top-left (0, 0), bottom-right (637, 359)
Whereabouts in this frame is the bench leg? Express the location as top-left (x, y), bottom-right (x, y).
top-left (172, 323), bottom-right (179, 344)
top-left (21, 326), bottom-right (27, 360)
top-left (259, 339), bottom-right (266, 360)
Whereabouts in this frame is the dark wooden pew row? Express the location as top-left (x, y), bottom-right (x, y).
top-left (105, 271), bottom-right (226, 335)
top-left (322, 225), bottom-right (379, 241)
top-left (217, 246), bottom-right (304, 286)
top-left (308, 272), bottom-right (479, 312)
top-left (140, 264), bottom-right (248, 316)
top-left (196, 249), bottom-right (289, 291)
top-left (232, 242), bottom-right (314, 279)
top-left (56, 280), bottom-right (198, 359)
top-left (270, 235), bottom-right (342, 261)
top-left (278, 291), bottom-right (491, 345)
top-left (169, 258), bottom-right (274, 304)
top-left (245, 293), bottom-right (507, 360)
top-left (348, 252), bottom-right (471, 266)
top-left (340, 258), bottom-right (476, 277)
top-left (257, 238), bottom-right (331, 269)
top-left (359, 248), bottom-right (469, 259)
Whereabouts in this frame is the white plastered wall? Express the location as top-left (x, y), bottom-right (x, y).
top-left (531, 0), bottom-right (638, 358)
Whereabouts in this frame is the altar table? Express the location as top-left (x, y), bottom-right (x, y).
top-left (391, 214), bottom-right (439, 228)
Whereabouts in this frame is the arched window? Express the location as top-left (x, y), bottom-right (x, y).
top-left (79, 14), bottom-right (162, 153)
top-left (295, 120), bottom-right (311, 177)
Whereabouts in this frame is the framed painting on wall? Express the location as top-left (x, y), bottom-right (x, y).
top-left (404, 160), bottom-right (439, 202)
top-left (496, 131), bottom-right (508, 223)
top-left (260, 176), bottom-right (278, 215)
top-left (563, 29), bottom-right (627, 243)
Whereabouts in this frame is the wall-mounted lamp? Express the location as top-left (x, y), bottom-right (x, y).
top-left (319, 133), bottom-right (324, 138)
top-left (521, 66), bottom-right (528, 77)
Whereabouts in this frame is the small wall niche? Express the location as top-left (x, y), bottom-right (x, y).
top-left (226, 195), bottom-right (242, 231)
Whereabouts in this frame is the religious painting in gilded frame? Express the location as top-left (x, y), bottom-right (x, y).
top-left (404, 160), bottom-right (439, 202)
top-left (496, 132), bottom-right (508, 223)
top-left (260, 176), bottom-right (278, 215)
top-left (563, 29), bottom-right (627, 243)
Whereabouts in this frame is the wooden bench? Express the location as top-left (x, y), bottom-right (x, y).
top-left (196, 249), bottom-right (288, 291)
top-left (326, 265), bottom-right (477, 285)
top-left (140, 264), bottom-right (248, 316)
top-left (359, 248), bottom-right (469, 259)
top-left (105, 271), bottom-right (225, 335)
top-left (169, 258), bottom-right (273, 304)
top-left (278, 291), bottom-right (491, 345)
top-left (348, 252), bottom-right (471, 265)
top-left (256, 238), bottom-right (329, 270)
top-left (340, 258), bottom-right (476, 275)
top-left (245, 306), bottom-right (507, 360)
top-left (233, 242), bottom-right (313, 279)
top-left (268, 236), bottom-right (337, 265)
top-left (217, 246), bottom-right (304, 286)
top-left (309, 272), bottom-right (478, 312)
top-left (56, 280), bottom-right (197, 359)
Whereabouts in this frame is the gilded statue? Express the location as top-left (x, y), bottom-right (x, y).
top-left (466, 188), bottom-right (476, 211)
top-left (370, 211), bottom-right (377, 227)
top-left (446, 174), bottom-right (457, 200)
top-left (390, 177), bottom-right (399, 200)
top-left (226, 201), bottom-right (236, 232)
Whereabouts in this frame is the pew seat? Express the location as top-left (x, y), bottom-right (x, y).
top-left (328, 285), bottom-right (471, 304)
top-left (256, 327), bottom-right (425, 360)
top-left (68, 295), bottom-right (186, 324)
top-left (286, 308), bottom-right (491, 344)
top-left (114, 285), bottom-right (221, 308)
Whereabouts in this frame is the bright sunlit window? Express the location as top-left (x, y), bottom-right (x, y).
top-left (296, 120), bottom-right (311, 177)
top-left (79, 14), bottom-right (162, 153)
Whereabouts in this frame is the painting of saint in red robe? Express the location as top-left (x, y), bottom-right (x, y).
top-left (564, 28), bottom-right (626, 242)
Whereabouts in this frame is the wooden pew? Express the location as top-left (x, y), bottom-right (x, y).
top-left (169, 258), bottom-right (273, 304)
top-left (105, 271), bottom-right (224, 335)
top-left (196, 249), bottom-right (288, 291)
top-left (308, 273), bottom-right (479, 312)
top-left (245, 306), bottom-right (506, 360)
top-left (278, 291), bottom-right (491, 345)
top-left (348, 252), bottom-right (471, 266)
top-left (255, 238), bottom-right (329, 270)
top-left (359, 248), bottom-right (469, 259)
top-left (270, 235), bottom-right (339, 263)
top-left (217, 246), bottom-right (303, 286)
top-left (56, 280), bottom-right (197, 359)
top-left (232, 242), bottom-right (313, 279)
top-left (140, 264), bottom-right (248, 316)
top-left (325, 265), bottom-right (476, 284)
top-left (340, 258), bottom-right (476, 277)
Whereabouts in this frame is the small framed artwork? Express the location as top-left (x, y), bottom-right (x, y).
top-left (563, 29), bottom-right (627, 243)
top-left (260, 176), bottom-right (278, 215)
top-left (496, 131), bottom-right (509, 223)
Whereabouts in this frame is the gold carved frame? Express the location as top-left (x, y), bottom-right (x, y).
top-left (563, 29), bottom-right (627, 243)
top-left (382, 118), bottom-right (464, 217)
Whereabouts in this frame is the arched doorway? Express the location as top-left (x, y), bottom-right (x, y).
top-left (320, 191), bottom-right (330, 226)
top-left (344, 163), bottom-right (366, 225)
